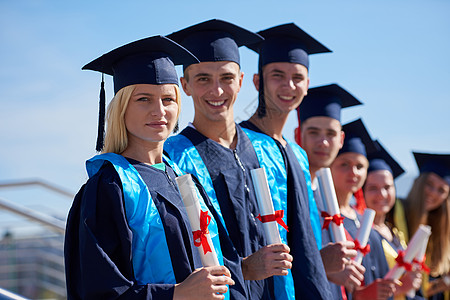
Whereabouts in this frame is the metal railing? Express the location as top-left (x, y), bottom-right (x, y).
top-left (0, 287), bottom-right (29, 300)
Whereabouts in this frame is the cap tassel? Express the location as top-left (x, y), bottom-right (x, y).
top-left (173, 120), bottom-right (179, 133)
top-left (257, 67), bottom-right (266, 118)
top-left (96, 74), bottom-right (106, 152)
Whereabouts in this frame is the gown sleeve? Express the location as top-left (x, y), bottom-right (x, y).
top-left (64, 163), bottom-right (175, 300)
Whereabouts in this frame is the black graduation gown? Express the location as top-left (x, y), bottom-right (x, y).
top-left (64, 159), bottom-right (246, 300)
top-left (174, 125), bottom-right (275, 300)
top-left (427, 275), bottom-right (448, 300)
top-left (240, 120), bottom-right (333, 299)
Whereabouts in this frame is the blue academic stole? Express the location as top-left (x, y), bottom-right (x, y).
top-left (285, 139), bottom-right (322, 249)
top-left (164, 135), bottom-right (228, 232)
top-left (86, 153), bottom-right (226, 299)
top-left (241, 128), bottom-right (296, 300)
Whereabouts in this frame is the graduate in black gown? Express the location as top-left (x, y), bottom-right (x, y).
top-left (364, 140), bottom-right (424, 299)
top-left (298, 84), bottom-right (367, 299)
top-left (64, 35), bottom-right (245, 300)
top-left (240, 23), bottom-right (345, 299)
top-left (330, 118), bottom-right (399, 300)
top-left (164, 20), bottom-right (294, 300)
top-left (403, 153), bottom-right (450, 299)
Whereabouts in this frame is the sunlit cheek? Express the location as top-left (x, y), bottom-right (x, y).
top-left (437, 193), bottom-right (448, 207)
top-left (389, 188), bottom-right (396, 200)
top-left (333, 166), bottom-right (345, 176)
top-left (167, 107), bottom-right (178, 124)
top-left (364, 193), bottom-right (375, 206)
top-left (424, 185), bottom-right (434, 198)
top-left (330, 168), bottom-right (339, 182)
top-left (358, 168), bottom-right (368, 179)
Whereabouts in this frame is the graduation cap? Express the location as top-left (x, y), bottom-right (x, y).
top-left (166, 19), bottom-right (263, 70)
top-left (298, 83), bottom-right (362, 123)
top-left (83, 35), bottom-right (199, 151)
top-left (367, 140), bottom-right (405, 179)
top-left (247, 23), bottom-right (331, 117)
top-left (339, 118), bottom-right (377, 157)
top-left (248, 22), bottom-right (331, 70)
top-left (413, 152), bottom-right (450, 184)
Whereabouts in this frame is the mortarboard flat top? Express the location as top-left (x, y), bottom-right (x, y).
top-left (339, 118), bottom-right (377, 157)
top-left (368, 140), bottom-right (405, 179)
top-left (299, 83), bottom-right (362, 122)
top-left (83, 35), bottom-right (199, 93)
top-left (247, 23), bottom-right (331, 69)
top-left (413, 152), bottom-right (450, 184)
top-left (166, 19), bottom-right (263, 69)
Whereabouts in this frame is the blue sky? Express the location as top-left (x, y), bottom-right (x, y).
top-left (1, 0), bottom-right (449, 213)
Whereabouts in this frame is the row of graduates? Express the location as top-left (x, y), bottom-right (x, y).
top-left (63, 19), bottom-right (450, 299)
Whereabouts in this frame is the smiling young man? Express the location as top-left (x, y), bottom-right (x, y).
top-left (164, 19), bottom-right (295, 300)
top-left (181, 60), bottom-right (242, 147)
top-left (298, 84), bottom-right (362, 179)
top-left (240, 23), bottom-right (336, 299)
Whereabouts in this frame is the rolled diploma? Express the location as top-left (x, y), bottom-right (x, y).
top-left (354, 208), bottom-right (376, 264)
top-left (384, 224), bottom-right (431, 280)
top-left (316, 168), bottom-right (346, 243)
top-left (406, 236), bottom-right (430, 297)
top-left (250, 167), bottom-right (282, 245)
top-left (176, 174), bottom-right (219, 267)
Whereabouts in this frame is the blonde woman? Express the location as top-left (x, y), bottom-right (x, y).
top-left (64, 36), bottom-right (243, 300)
top-left (403, 152), bottom-right (450, 299)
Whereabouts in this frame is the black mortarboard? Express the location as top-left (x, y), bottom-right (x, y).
top-left (339, 119), bottom-right (377, 157)
top-left (83, 35), bottom-right (199, 94)
top-left (248, 23), bottom-right (331, 70)
top-left (248, 23), bottom-right (330, 117)
top-left (83, 35), bottom-right (199, 151)
top-left (413, 152), bottom-right (450, 184)
top-left (367, 140), bottom-right (405, 179)
top-left (166, 19), bottom-right (263, 70)
top-left (298, 84), bottom-right (362, 123)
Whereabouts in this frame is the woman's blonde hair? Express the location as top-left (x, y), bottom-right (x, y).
top-left (404, 173), bottom-right (450, 276)
top-left (102, 84), bottom-right (181, 154)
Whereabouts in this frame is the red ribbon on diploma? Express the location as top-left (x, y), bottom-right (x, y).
top-left (193, 210), bottom-right (212, 255)
top-left (256, 210), bottom-right (289, 232)
top-left (395, 251), bottom-right (413, 271)
top-left (353, 239), bottom-right (371, 256)
top-left (321, 211), bottom-right (345, 230)
top-left (412, 256), bottom-right (430, 274)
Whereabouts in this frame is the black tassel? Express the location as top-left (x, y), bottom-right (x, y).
top-left (96, 74), bottom-right (106, 152)
top-left (257, 66), bottom-right (266, 118)
top-left (173, 120), bottom-right (179, 133)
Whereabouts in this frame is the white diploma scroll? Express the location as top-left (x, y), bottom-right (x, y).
top-left (384, 224), bottom-right (431, 280)
top-left (353, 208), bottom-right (376, 264)
top-left (250, 167), bottom-right (282, 245)
top-left (315, 168), bottom-right (347, 243)
top-left (406, 235), bottom-right (431, 297)
top-left (175, 174), bottom-right (219, 267)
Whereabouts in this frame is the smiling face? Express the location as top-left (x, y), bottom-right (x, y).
top-left (301, 116), bottom-right (344, 172)
top-left (331, 152), bottom-right (369, 195)
top-left (364, 170), bottom-right (396, 216)
top-left (124, 84), bottom-right (179, 145)
top-left (423, 172), bottom-right (450, 211)
top-left (181, 61), bottom-right (243, 126)
top-left (254, 62), bottom-right (309, 116)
